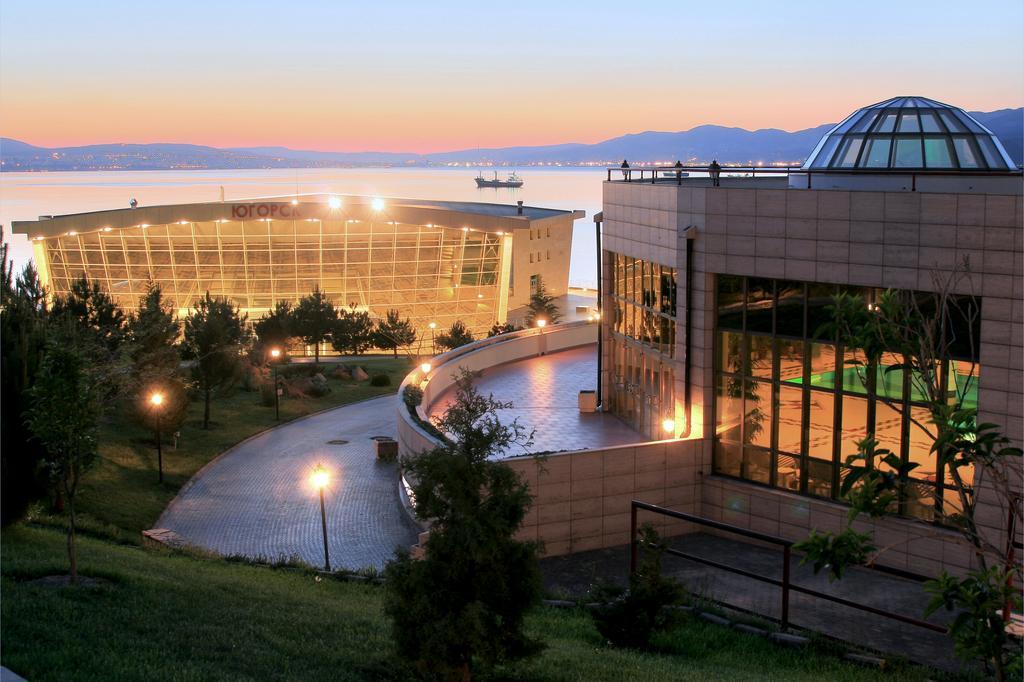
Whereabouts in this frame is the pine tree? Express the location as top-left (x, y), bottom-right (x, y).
top-left (436, 320), bottom-right (474, 351)
top-left (0, 230), bottom-right (50, 525)
top-left (373, 309), bottom-right (416, 357)
top-left (331, 305), bottom-right (375, 355)
top-left (181, 293), bottom-right (249, 429)
top-left (384, 370), bottom-right (542, 679)
top-left (292, 289), bottom-right (337, 365)
top-left (26, 341), bottom-right (103, 583)
top-left (253, 300), bottom-right (294, 355)
top-left (524, 276), bottom-right (561, 326)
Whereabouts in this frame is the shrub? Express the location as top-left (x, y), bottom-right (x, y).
top-left (384, 370), bottom-right (541, 679)
top-left (590, 525), bottom-right (685, 649)
top-left (402, 384), bottom-right (423, 410)
top-left (370, 373), bottom-right (391, 387)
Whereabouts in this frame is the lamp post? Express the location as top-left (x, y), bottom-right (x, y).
top-left (149, 392), bottom-right (165, 483)
top-left (269, 347), bottom-right (282, 421)
top-left (428, 322), bottom-right (437, 355)
top-left (311, 464), bottom-right (331, 572)
top-left (536, 319), bottom-right (547, 356)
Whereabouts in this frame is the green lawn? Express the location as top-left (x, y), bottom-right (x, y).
top-left (1, 525), bottom-right (947, 682)
top-left (33, 357), bottom-right (412, 543)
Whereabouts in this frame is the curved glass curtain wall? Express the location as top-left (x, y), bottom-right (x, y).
top-left (712, 275), bottom-right (980, 523)
top-left (41, 218), bottom-right (505, 338)
top-left (802, 96), bottom-right (1016, 171)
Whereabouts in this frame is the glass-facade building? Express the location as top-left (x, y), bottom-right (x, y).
top-left (712, 275), bottom-right (980, 522)
top-left (15, 196), bottom-right (581, 342)
top-left (607, 252), bottom-right (678, 439)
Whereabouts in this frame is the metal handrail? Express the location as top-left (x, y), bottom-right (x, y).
top-left (606, 164), bottom-right (1023, 188)
top-left (630, 500), bottom-right (948, 633)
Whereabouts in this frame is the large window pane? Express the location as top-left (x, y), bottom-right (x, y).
top-left (776, 453), bottom-right (801, 492)
top-left (894, 137), bottom-right (924, 167)
top-left (807, 390), bottom-right (834, 460)
top-left (907, 405), bottom-right (937, 482)
top-left (923, 137), bottom-right (955, 168)
top-left (777, 385), bottom-right (803, 456)
top-left (716, 374), bottom-right (744, 443)
top-left (775, 281), bottom-right (804, 337)
top-left (807, 459), bottom-right (833, 498)
top-left (714, 441), bottom-right (742, 477)
top-left (875, 351), bottom-right (906, 402)
top-left (840, 394), bottom-right (869, 462)
top-left (861, 138), bottom-right (892, 168)
top-left (743, 447), bottom-right (771, 485)
top-left (748, 334), bottom-right (773, 379)
top-left (746, 278), bottom-right (774, 334)
top-left (809, 343), bottom-right (838, 389)
top-left (875, 400), bottom-right (903, 464)
top-left (717, 275), bottom-right (744, 330)
top-left (778, 339), bottom-right (804, 385)
top-left (744, 380), bottom-right (773, 450)
top-left (718, 331), bottom-right (744, 374)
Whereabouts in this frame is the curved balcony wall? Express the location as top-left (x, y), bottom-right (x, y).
top-left (396, 320), bottom-right (703, 557)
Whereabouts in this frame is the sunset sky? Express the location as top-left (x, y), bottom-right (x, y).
top-left (2, 0), bottom-right (1022, 153)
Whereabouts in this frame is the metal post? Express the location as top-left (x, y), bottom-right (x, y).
top-left (319, 487), bottom-right (331, 572)
top-left (629, 502), bottom-right (638, 576)
top-left (156, 416), bottom-right (163, 484)
top-left (273, 364), bottom-right (280, 421)
top-left (595, 214), bottom-right (603, 409)
top-left (781, 544), bottom-right (791, 630)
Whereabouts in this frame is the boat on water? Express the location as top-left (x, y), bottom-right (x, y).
top-left (475, 171), bottom-right (523, 188)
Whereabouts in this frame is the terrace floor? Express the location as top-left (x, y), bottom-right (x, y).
top-left (428, 344), bottom-right (645, 457)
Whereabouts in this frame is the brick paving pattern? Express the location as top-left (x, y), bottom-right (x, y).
top-left (428, 345), bottom-right (644, 456)
top-left (157, 395), bottom-right (421, 571)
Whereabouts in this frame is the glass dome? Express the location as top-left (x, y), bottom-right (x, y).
top-left (802, 97), bottom-right (1016, 171)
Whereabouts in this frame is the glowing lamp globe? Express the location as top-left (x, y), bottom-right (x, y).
top-left (311, 465), bottom-right (329, 490)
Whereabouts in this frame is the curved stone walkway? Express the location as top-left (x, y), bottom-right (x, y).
top-left (156, 395), bottom-right (421, 571)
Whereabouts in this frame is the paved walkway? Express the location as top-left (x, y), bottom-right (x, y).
top-left (428, 345), bottom-right (643, 456)
top-left (157, 395), bottom-right (421, 571)
top-left (541, 532), bottom-right (965, 673)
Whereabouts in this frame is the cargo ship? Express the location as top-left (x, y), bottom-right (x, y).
top-left (475, 171), bottom-right (523, 188)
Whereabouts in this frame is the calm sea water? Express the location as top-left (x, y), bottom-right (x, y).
top-left (0, 167), bottom-right (606, 288)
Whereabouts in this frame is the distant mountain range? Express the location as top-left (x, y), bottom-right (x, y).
top-left (2, 108), bottom-right (1020, 172)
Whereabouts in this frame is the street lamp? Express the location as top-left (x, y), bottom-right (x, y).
top-left (428, 322), bottom-right (437, 354)
top-left (662, 418), bottom-right (676, 436)
top-left (420, 362), bottom-right (432, 375)
top-left (311, 463), bottom-right (331, 572)
top-left (149, 392), bottom-right (165, 483)
top-left (536, 319), bottom-right (547, 328)
top-left (269, 347), bottom-right (282, 421)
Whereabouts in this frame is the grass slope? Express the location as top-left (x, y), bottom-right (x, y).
top-left (1, 525), bottom-right (944, 682)
top-left (36, 357), bottom-right (411, 542)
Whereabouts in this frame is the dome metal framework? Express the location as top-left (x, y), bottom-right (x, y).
top-left (802, 96), bottom-right (1016, 171)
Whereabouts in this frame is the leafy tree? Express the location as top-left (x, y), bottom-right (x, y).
top-left (181, 293), bottom-right (249, 429)
top-left (25, 341), bottom-right (103, 583)
top-left (373, 309), bottom-right (416, 357)
top-left (331, 305), bottom-right (375, 356)
top-left (524, 276), bottom-right (561, 326)
top-left (253, 300), bottom-right (294, 357)
top-left (487, 321), bottom-right (521, 337)
top-left (0, 232), bottom-right (50, 525)
top-left (384, 369), bottom-right (541, 680)
top-left (436, 320), bottom-right (474, 352)
top-left (291, 288), bottom-right (337, 365)
top-left (793, 271), bottom-right (1022, 680)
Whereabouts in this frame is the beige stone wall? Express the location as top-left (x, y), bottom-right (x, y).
top-left (506, 438), bottom-right (702, 557)
top-left (602, 179), bottom-right (1023, 577)
top-left (508, 216), bottom-right (575, 309)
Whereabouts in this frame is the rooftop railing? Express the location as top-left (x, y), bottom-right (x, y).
top-left (606, 164), bottom-right (1023, 190)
